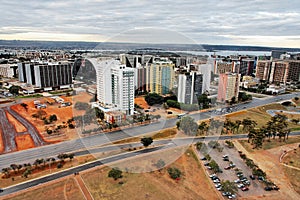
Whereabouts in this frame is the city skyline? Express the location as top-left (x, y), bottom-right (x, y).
top-left (0, 0), bottom-right (299, 48)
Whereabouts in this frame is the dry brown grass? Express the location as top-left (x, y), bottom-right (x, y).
top-left (81, 147), bottom-right (219, 200)
top-left (5, 177), bottom-right (85, 200)
top-left (134, 97), bottom-right (149, 109)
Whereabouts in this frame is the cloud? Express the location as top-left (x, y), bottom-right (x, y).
top-left (0, 0), bottom-right (299, 47)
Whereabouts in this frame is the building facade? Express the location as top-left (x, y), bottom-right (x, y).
top-left (217, 73), bottom-right (240, 102)
top-left (177, 72), bottom-right (203, 104)
top-left (0, 64), bottom-right (15, 78)
top-left (147, 58), bottom-right (175, 95)
top-left (255, 60), bottom-right (271, 81)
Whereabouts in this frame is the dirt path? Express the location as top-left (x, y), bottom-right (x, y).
top-left (234, 141), bottom-right (300, 200)
top-left (74, 175), bottom-right (94, 200)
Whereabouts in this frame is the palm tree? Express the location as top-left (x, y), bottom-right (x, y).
top-left (235, 120), bottom-right (242, 133)
top-left (242, 118), bottom-right (257, 134)
top-left (198, 122), bottom-right (208, 135)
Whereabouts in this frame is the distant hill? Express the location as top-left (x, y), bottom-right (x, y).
top-left (0, 40), bottom-right (299, 52)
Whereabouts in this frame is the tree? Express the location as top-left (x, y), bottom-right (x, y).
top-left (95, 107), bottom-right (105, 120)
top-left (141, 137), bottom-right (153, 147)
top-left (167, 167), bottom-right (182, 179)
top-left (198, 122), bottom-right (208, 135)
top-left (221, 180), bottom-right (238, 194)
top-left (230, 96), bottom-right (236, 105)
top-left (177, 116), bottom-right (198, 136)
top-left (208, 140), bottom-right (220, 149)
top-left (9, 85), bottom-right (20, 95)
top-left (198, 93), bottom-right (210, 109)
top-left (108, 168), bottom-right (123, 180)
top-left (49, 114), bottom-right (58, 122)
top-left (145, 93), bottom-right (164, 106)
top-left (242, 118), bottom-right (257, 133)
top-left (209, 160), bottom-right (221, 173)
top-left (20, 103), bottom-right (28, 111)
top-left (196, 142), bottom-right (208, 154)
top-left (291, 118), bottom-right (299, 125)
top-left (235, 120), bottom-right (242, 133)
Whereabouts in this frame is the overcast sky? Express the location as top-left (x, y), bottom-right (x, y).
top-left (0, 0), bottom-right (299, 47)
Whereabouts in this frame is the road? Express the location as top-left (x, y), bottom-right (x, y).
top-left (0, 92), bottom-right (299, 171)
top-left (6, 107), bottom-right (47, 146)
top-left (0, 108), bottom-right (17, 152)
top-left (1, 130), bottom-right (300, 197)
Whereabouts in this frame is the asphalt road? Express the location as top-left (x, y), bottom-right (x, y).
top-left (1, 130), bottom-right (300, 197)
top-left (0, 92), bottom-right (299, 171)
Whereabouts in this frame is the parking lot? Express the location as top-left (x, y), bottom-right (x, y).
top-left (197, 141), bottom-right (271, 199)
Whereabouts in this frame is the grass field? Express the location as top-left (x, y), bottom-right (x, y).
top-left (283, 167), bottom-right (300, 195)
top-left (6, 177), bottom-right (85, 200)
top-left (238, 136), bottom-right (300, 152)
top-left (81, 147), bottom-right (219, 200)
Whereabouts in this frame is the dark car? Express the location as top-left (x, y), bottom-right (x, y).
top-left (201, 157), bottom-right (207, 160)
top-left (224, 166), bottom-right (231, 170)
top-left (204, 162), bottom-right (210, 166)
top-left (223, 157), bottom-right (229, 161)
top-left (264, 187), bottom-right (273, 191)
top-left (0, 188), bottom-right (3, 193)
top-left (249, 175), bottom-right (255, 180)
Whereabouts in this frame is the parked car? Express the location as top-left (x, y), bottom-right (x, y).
top-left (215, 183), bottom-right (221, 188)
top-left (234, 179), bottom-right (241, 183)
top-left (237, 184), bottom-right (245, 188)
top-left (204, 162), bottom-right (209, 166)
top-left (213, 179), bottom-right (220, 183)
top-left (222, 155), bottom-right (229, 158)
top-left (209, 174), bottom-right (216, 178)
top-left (224, 166), bottom-right (231, 170)
top-left (241, 187), bottom-right (249, 191)
top-left (0, 188), bottom-right (3, 193)
top-left (223, 157), bottom-right (229, 161)
top-left (229, 163), bottom-right (236, 168)
top-left (249, 175), bottom-right (255, 180)
top-left (264, 186), bottom-right (273, 191)
top-left (201, 157), bottom-right (207, 160)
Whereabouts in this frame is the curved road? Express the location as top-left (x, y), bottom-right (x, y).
top-left (0, 92), bottom-right (299, 170)
top-left (1, 131), bottom-right (300, 197)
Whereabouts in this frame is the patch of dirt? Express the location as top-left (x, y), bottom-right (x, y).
top-left (234, 140), bottom-right (300, 200)
top-left (15, 134), bottom-right (35, 151)
top-left (134, 96), bottom-right (149, 109)
top-left (6, 112), bottom-right (27, 132)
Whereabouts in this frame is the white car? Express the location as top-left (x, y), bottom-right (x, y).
top-left (237, 184), bottom-right (245, 188)
top-left (215, 183), bottom-right (221, 188)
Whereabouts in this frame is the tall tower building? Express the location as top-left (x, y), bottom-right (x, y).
top-left (217, 73), bottom-right (240, 102)
top-left (147, 57), bottom-right (175, 95)
top-left (95, 59), bottom-right (135, 115)
top-left (177, 72), bottom-right (203, 104)
top-left (255, 60), bottom-right (271, 81)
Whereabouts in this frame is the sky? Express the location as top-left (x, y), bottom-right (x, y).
top-left (0, 0), bottom-right (300, 48)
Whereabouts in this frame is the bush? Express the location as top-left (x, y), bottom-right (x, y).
top-left (167, 167), bottom-right (182, 179)
top-left (108, 168), bottom-right (123, 180)
top-left (57, 163), bottom-right (63, 169)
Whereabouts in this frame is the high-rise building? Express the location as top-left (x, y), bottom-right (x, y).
top-left (33, 63), bottom-right (72, 89)
top-left (255, 60), bottom-right (271, 81)
top-left (146, 57), bottom-right (175, 95)
top-left (217, 73), bottom-right (240, 102)
top-left (214, 60), bottom-right (239, 74)
top-left (240, 58), bottom-right (255, 76)
top-left (18, 62), bottom-right (72, 89)
top-left (0, 64), bottom-right (15, 78)
top-left (271, 50), bottom-right (286, 60)
top-left (269, 60), bottom-right (300, 84)
top-left (111, 65), bottom-right (135, 115)
top-left (177, 72), bottom-right (203, 104)
top-left (95, 59), bottom-right (135, 115)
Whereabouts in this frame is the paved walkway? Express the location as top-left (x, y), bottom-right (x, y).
top-left (74, 175), bottom-right (94, 200)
